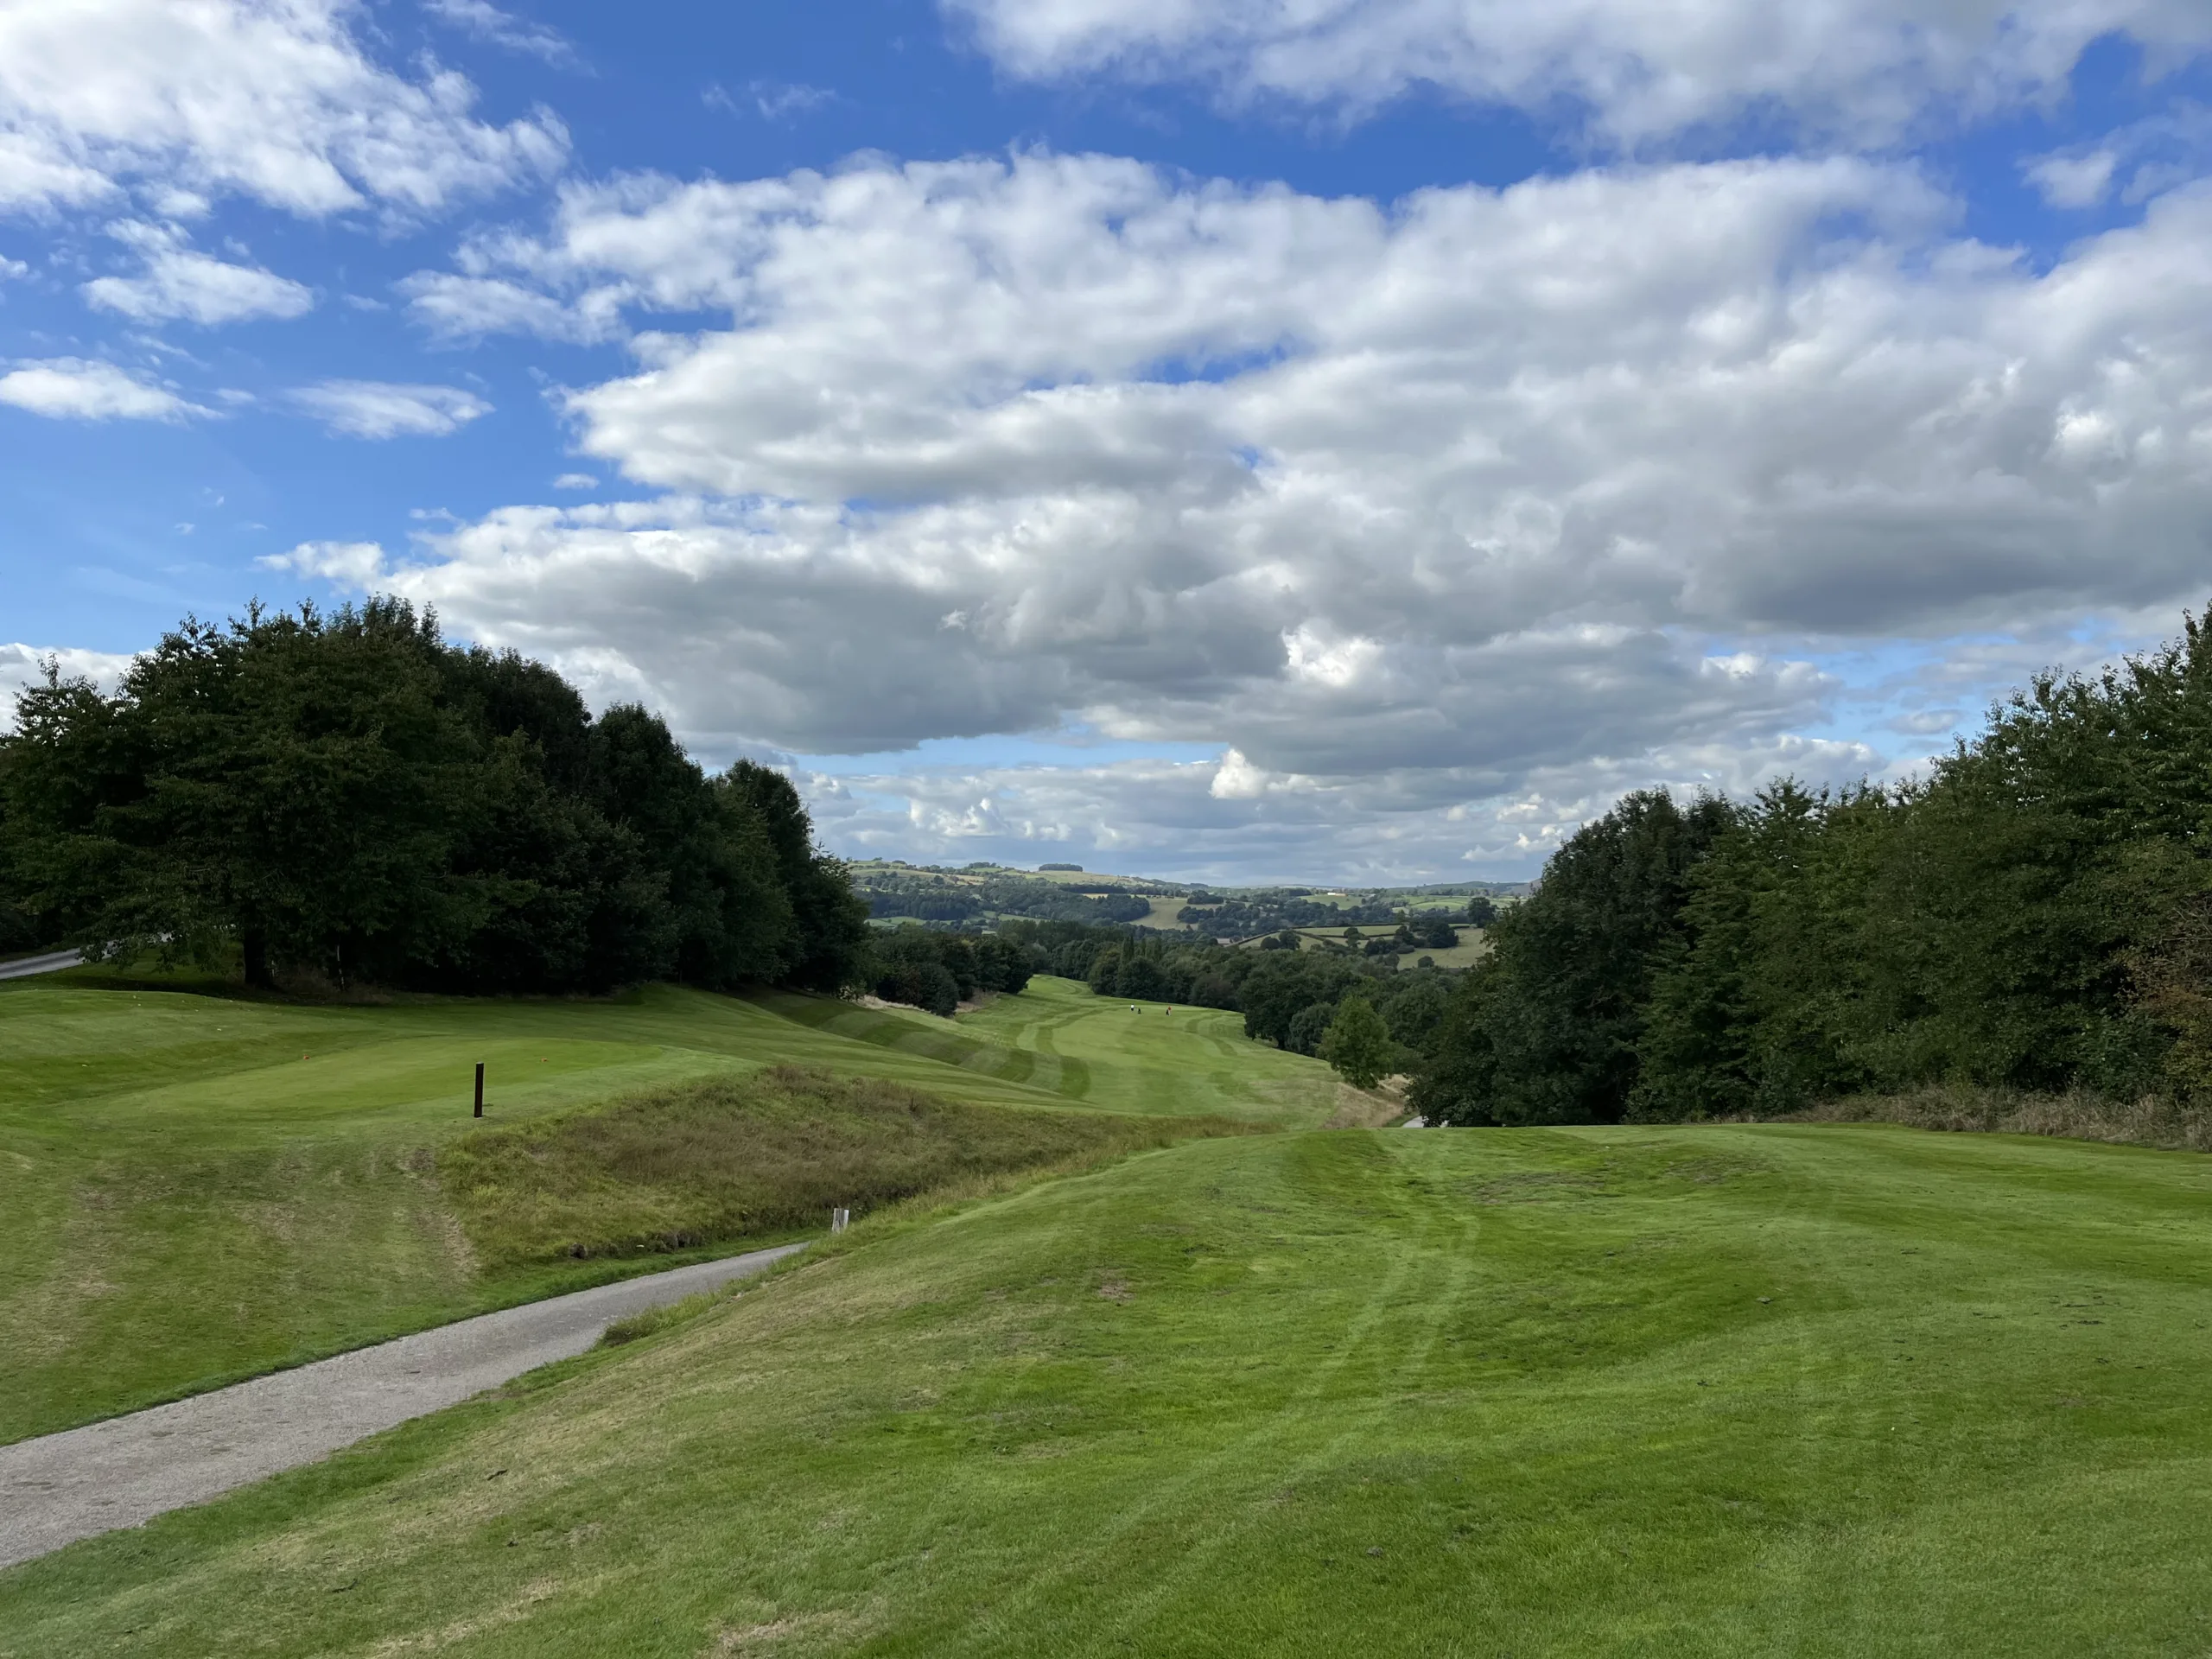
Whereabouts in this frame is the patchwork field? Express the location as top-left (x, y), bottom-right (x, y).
top-left (6, 1121), bottom-right (2210, 1655)
top-left (0, 969), bottom-right (1310, 1444)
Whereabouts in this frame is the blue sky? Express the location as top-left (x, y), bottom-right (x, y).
top-left (4, 1), bottom-right (2211, 881)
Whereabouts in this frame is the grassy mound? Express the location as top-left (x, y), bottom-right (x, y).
top-left (441, 1065), bottom-right (1255, 1266)
top-left (9, 1122), bottom-right (2212, 1654)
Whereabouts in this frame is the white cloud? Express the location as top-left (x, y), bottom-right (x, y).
top-left (423, 0), bottom-right (578, 66)
top-left (2025, 99), bottom-right (2212, 209)
top-left (752, 81), bottom-right (835, 121)
top-left (81, 220), bottom-right (313, 324)
top-left (553, 471), bottom-right (597, 488)
top-left (944, 0), bottom-right (2212, 143)
top-left (0, 0), bottom-right (567, 219)
top-left (0, 642), bottom-right (138, 733)
top-left (0, 356), bottom-right (202, 421)
top-left (2025, 149), bottom-right (2119, 208)
top-left (0, 254), bottom-right (26, 279)
top-left (801, 727), bottom-right (1892, 880)
top-left (259, 539), bottom-right (391, 583)
top-left (289, 379), bottom-right (491, 438)
top-left (339, 148), bottom-right (2212, 865)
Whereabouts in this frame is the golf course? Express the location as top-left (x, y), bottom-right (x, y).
top-left (1, 963), bottom-right (2209, 1654)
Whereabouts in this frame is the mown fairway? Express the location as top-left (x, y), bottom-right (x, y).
top-left (0, 971), bottom-right (1317, 1444)
top-left (955, 975), bottom-right (1358, 1123)
top-left (6, 1122), bottom-right (2210, 1655)
top-left (750, 975), bottom-right (1344, 1126)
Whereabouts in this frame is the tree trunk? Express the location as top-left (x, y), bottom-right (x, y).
top-left (242, 925), bottom-right (271, 989)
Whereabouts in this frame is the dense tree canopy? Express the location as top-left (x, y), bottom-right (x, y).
top-left (1414, 607), bottom-right (2212, 1125)
top-left (0, 601), bottom-right (868, 996)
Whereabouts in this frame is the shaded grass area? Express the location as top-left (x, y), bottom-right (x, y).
top-left (442, 1065), bottom-right (1255, 1268)
top-left (7, 1122), bottom-right (2212, 1655)
top-left (1752, 1084), bottom-right (2212, 1154)
top-left (0, 972), bottom-right (1325, 1444)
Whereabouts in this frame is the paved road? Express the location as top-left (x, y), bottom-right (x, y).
top-left (0, 1242), bottom-right (804, 1569)
top-left (0, 949), bottom-right (82, 982)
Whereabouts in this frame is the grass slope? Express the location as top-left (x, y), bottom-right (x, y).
top-left (0, 970), bottom-right (1324, 1443)
top-left (442, 1065), bottom-right (1253, 1268)
top-left (955, 975), bottom-right (1349, 1125)
top-left (8, 1123), bottom-right (2211, 1655)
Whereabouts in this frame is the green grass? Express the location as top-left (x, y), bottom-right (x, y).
top-left (0, 971), bottom-right (1327, 1444)
top-left (8, 1122), bottom-right (2212, 1654)
top-left (955, 975), bottom-right (1350, 1125)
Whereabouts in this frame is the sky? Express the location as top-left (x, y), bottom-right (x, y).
top-left (3, 2), bottom-right (2212, 884)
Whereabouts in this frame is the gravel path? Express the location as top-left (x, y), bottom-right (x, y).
top-left (0, 1242), bottom-right (804, 1569)
top-left (0, 949), bottom-right (82, 982)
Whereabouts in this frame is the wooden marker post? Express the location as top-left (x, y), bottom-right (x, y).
top-left (474, 1062), bottom-right (485, 1118)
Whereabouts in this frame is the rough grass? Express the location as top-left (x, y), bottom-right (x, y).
top-left (442, 1065), bottom-right (1257, 1268)
top-left (1758, 1085), bottom-right (2212, 1153)
top-left (10, 1122), bottom-right (2212, 1656)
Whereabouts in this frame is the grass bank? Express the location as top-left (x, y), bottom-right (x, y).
top-left (442, 1064), bottom-right (1256, 1268)
top-left (7, 1122), bottom-right (2211, 1654)
top-left (0, 970), bottom-right (1330, 1443)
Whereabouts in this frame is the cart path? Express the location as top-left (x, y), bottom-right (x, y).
top-left (0, 1241), bottom-right (804, 1569)
top-left (0, 949), bottom-right (82, 981)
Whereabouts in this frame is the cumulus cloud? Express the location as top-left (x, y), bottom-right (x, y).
top-left (260, 538), bottom-right (393, 584)
top-left (350, 146), bottom-right (2212, 867)
top-left (944, 0), bottom-right (2212, 143)
top-left (0, 0), bottom-right (567, 219)
top-left (0, 356), bottom-right (203, 421)
top-left (289, 379), bottom-right (491, 437)
top-left (803, 725), bottom-right (1889, 880)
top-left (81, 220), bottom-right (313, 324)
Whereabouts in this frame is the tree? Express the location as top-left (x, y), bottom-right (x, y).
top-left (724, 761), bottom-right (871, 992)
top-left (1320, 995), bottom-right (1394, 1089)
top-left (1414, 789), bottom-right (1733, 1125)
top-left (1286, 1000), bottom-right (1336, 1055)
top-left (0, 601), bottom-right (869, 1000)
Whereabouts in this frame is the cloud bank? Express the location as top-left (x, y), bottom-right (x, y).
top-left (289, 147), bottom-right (2212, 867)
top-left (947, 0), bottom-right (2212, 143)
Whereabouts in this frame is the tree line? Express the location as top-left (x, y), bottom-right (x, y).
top-left (1414, 607), bottom-right (2212, 1125)
top-left (856, 870), bottom-right (1154, 926)
top-left (0, 601), bottom-right (869, 995)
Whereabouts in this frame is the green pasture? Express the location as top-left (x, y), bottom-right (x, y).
top-left (8, 1122), bottom-right (2211, 1655)
top-left (0, 969), bottom-right (1323, 1443)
